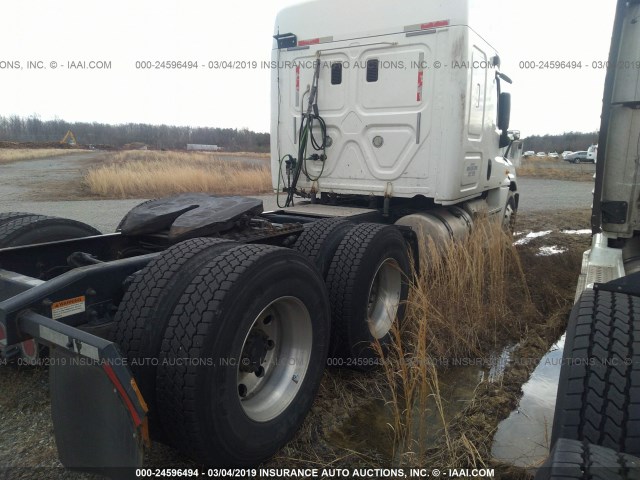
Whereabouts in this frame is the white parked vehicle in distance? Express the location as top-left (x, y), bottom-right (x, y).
top-left (561, 150), bottom-right (573, 159)
top-left (587, 144), bottom-right (598, 162)
top-left (549, 152), bottom-right (559, 158)
top-left (536, 152), bottom-right (547, 157)
top-left (524, 150), bottom-right (535, 157)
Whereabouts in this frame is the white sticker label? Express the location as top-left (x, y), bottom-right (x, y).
top-left (51, 296), bottom-right (86, 320)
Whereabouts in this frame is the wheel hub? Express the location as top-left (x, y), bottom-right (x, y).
top-left (367, 258), bottom-right (402, 339)
top-left (236, 297), bottom-right (313, 422)
top-left (239, 330), bottom-right (273, 374)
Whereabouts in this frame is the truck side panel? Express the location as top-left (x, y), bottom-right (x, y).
top-left (597, 1), bottom-right (640, 237)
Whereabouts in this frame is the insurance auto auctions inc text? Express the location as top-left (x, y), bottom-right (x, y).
top-left (251, 468), bottom-right (495, 478)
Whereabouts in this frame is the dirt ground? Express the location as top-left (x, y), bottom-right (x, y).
top-left (0, 208), bottom-right (591, 479)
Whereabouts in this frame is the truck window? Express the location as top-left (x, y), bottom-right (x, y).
top-left (331, 62), bottom-right (343, 85)
top-left (366, 59), bottom-right (379, 82)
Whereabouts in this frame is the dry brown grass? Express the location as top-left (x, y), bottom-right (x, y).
top-left (374, 218), bottom-right (537, 467)
top-left (0, 149), bottom-right (87, 164)
top-left (522, 155), bottom-right (558, 163)
top-left (84, 150), bottom-right (272, 198)
top-left (517, 164), bottom-right (594, 181)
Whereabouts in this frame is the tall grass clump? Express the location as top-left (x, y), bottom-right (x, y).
top-left (374, 218), bottom-right (535, 466)
top-left (0, 149), bottom-right (86, 164)
top-left (84, 150), bottom-right (272, 198)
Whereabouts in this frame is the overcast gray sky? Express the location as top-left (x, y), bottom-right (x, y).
top-left (0, 0), bottom-right (616, 137)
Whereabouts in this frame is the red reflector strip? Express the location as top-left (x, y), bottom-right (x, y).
top-left (421, 20), bottom-right (450, 30)
top-left (417, 70), bottom-right (424, 102)
top-left (298, 38), bottom-right (320, 46)
top-left (297, 36), bottom-right (333, 47)
top-left (296, 66), bottom-right (300, 91)
top-left (102, 363), bottom-right (143, 427)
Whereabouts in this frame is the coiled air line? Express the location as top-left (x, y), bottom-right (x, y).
top-left (281, 56), bottom-right (328, 208)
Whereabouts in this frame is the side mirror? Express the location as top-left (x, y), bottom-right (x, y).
top-left (498, 92), bottom-right (511, 132)
top-left (498, 92), bottom-right (511, 148)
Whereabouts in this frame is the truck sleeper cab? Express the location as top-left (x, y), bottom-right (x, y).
top-left (271, 0), bottom-right (516, 212)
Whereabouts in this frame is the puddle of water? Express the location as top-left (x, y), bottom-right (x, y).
top-left (513, 231), bottom-right (552, 246)
top-left (330, 346), bottom-right (516, 461)
top-left (537, 245), bottom-right (568, 257)
top-left (491, 334), bottom-right (565, 468)
top-left (330, 365), bottom-right (484, 460)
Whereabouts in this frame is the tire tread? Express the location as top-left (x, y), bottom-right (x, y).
top-left (552, 290), bottom-right (640, 454)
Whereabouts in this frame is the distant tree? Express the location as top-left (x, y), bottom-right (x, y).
top-left (522, 131), bottom-right (599, 153)
top-left (0, 115), bottom-right (270, 152)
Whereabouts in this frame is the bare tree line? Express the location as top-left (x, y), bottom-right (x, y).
top-left (0, 115), bottom-right (599, 156)
top-left (0, 115), bottom-right (270, 152)
top-left (522, 131), bottom-right (599, 154)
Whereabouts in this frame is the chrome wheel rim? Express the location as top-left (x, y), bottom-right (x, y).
top-left (367, 258), bottom-right (402, 339)
top-left (237, 296), bottom-right (312, 422)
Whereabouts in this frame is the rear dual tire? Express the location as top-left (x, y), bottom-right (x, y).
top-left (115, 242), bottom-right (331, 466)
top-left (294, 220), bottom-right (412, 369)
top-left (112, 238), bottom-right (238, 436)
top-left (325, 223), bottom-right (411, 369)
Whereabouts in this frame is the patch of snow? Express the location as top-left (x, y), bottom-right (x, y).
top-left (513, 230), bottom-right (552, 246)
top-left (537, 245), bottom-right (567, 256)
top-left (561, 229), bottom-right (591, 235)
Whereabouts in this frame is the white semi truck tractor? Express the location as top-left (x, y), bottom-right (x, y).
top-left (0, 0), bottom-right (517, 473)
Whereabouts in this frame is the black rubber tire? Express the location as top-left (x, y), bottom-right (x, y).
top-left (535, 438), bottom-right (640, 480)
top-left (112, 237), bottom-right (237, 434)
top-left (292, 217), bottom-right (354, 277)
top-left (0, 215), bottom-right (101, 248)
top-left (0, 212), bottom-right (36, 226)
top-left (325, 223), bottom-right (411, 368)
top-left (551, 290), bottom-right (640, 454)
top-left (156, 244), bottom-right (330, 466)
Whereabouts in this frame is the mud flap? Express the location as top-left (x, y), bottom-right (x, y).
top-left (50, 348), bottom-right (145, 476)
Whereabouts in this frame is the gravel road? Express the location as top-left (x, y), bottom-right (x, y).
top-left (516, 177), bottom-right (593, 212)
top-left (0, 154), bottom-right (595, 233)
